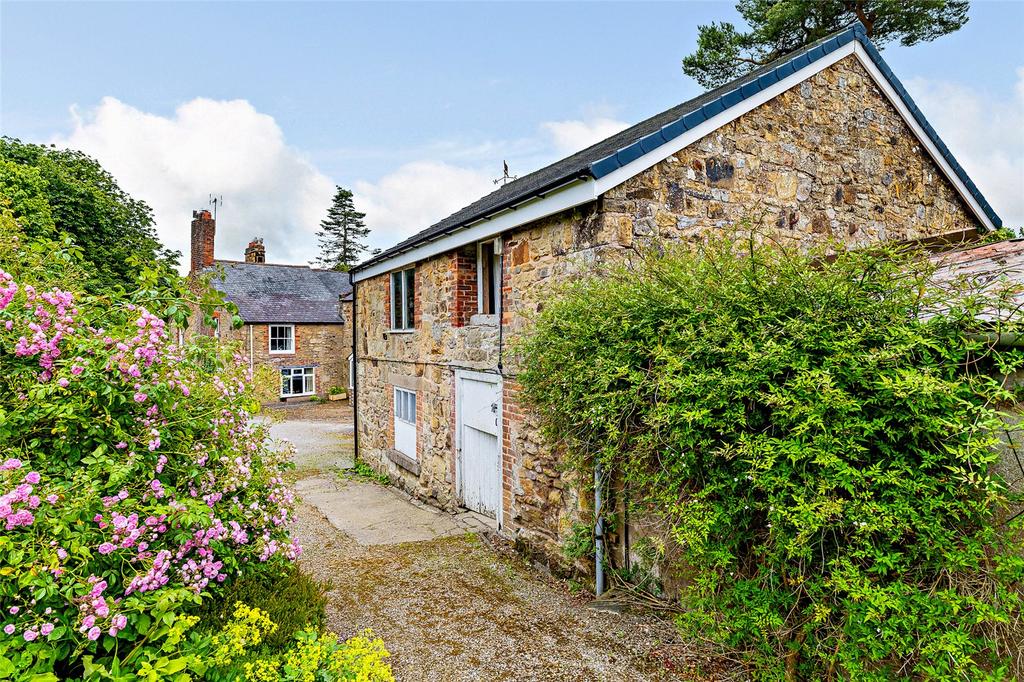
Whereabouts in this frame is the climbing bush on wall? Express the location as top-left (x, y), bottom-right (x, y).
top-left (516, 236), bottom-right (1024, 680)
top-left (0, 210), bottom-right (300, 679)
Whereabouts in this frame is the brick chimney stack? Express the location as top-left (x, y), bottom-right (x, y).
top-left (244, 237), bottom-right (266, 263)
top-left (190, 209), bottom-right (216, 272)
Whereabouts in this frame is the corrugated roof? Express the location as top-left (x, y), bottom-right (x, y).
top-left (353, 23), bottom-right (1000, 273)
top-left (204, 261), bottom-right (352, 324)
top-left (930, 239), bottom-right (1024, 321)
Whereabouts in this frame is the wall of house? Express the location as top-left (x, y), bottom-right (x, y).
top-left (355, 54), bottom-right (982, 564)
top-left (189, 300), bottom-right (352, 401)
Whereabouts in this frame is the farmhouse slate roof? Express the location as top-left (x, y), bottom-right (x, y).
top-left (353, 23), bottom-right (1000, 273)
top-left (204, 261), bottom-right (352, 324)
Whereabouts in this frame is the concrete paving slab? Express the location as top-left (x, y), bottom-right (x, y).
top-left (295, 476), bottom-right (489, 545)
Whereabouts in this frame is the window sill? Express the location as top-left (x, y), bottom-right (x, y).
top-left (469, 313), bottom-right (499, 327)
top-left (269, 350), bottom-right (296, 355)
top-left (386, 329), bottom-right (415, 335)
top-left (386, 448), bottom-right (420, 476)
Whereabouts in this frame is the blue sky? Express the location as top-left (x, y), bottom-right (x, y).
top-left (2, 1), bottom-right (1023, 266)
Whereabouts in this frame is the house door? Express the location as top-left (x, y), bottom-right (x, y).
top-left (456, 370), bottom-right (502, 523)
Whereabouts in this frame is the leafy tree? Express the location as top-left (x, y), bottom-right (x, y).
top-left (682, 0), bottom-right (970, 88)
top-left (313, 186), bottom-right (377, 271)
top-left (0, 137), bottom-right (177, 291)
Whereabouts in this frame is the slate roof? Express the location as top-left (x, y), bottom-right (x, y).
top-left (353, 23), bottom-right (1000, 273)
top-left (204, 261), bottom-right (352, 324)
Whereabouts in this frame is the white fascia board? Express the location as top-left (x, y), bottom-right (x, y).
top-left (850, 43), bottom-right (996, 232)
top-left (351, 178), bottom-right (597, 282)
top-left (355, 38), bottom-right (990, 282)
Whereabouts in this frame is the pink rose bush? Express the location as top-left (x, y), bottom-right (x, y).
top-left (0, 250), bottom-right (299, 677)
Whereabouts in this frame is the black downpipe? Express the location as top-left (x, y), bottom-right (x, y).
top-left (497, 236), bottom-right (505, 375)
top-left (350, 276), bottom-right (359, 462)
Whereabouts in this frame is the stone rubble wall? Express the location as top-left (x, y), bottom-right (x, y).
top-left (186, 300), bottom-right (352, 401)
top-left (355, 54), bottom-right (982, 565)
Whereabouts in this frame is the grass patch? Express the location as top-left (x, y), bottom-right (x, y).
top-left (342, 458), bottom-right (390, 485)
top-left (194, 563), bottom-right (328, 652)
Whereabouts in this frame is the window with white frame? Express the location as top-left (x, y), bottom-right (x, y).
top-left (393, 387), bottom-right (417, 458)
top-left (269, 324), bottom-right (294, 353)
top-left (281, 366), bottom-right (315, 397)
top-left (213, 316), bottom-right (221, 340)
top-left (478, 239), bottom-right (502, 315)
top-left (390, 268), bottom-right (415, 331)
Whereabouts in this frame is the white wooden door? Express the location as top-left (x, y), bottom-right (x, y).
top-left (457, 371), bottom-right (502, 521)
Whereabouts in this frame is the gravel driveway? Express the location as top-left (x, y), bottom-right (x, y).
top-left (275, 401), bottom-right (690, 681)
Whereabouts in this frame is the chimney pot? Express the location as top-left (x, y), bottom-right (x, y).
top-left (244, 237), bottom-right (266, 264)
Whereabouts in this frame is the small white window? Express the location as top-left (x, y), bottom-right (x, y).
top-left (269, 324), bottom-right (294, 353)
top-left (477, 239), bottom-right (501, 315)
top-left (390, 268), bottom-right (415, 331)
top-left (213, 317), bottom-right (221, 340)
top-left (393, 387), bottom-right (417, 458)
top-left (281, 366), bottom-right (315, 397)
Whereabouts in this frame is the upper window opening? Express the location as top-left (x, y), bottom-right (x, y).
top-left (478, 240), bottom-right (501, 315)
top-left (390, 268), bottom-right (415, 330)
top-left (269, 324), bottom-right (295, 353)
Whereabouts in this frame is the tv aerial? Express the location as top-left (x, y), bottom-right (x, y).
top-left (209, 194), bottom-right (224, 220)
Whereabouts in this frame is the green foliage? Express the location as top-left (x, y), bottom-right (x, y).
top-left (682, 0), bottom-right (969, 88)
top-left (561, 522), bottom-right (595, 563)
top-left (0, 213), bottom-right (299, 679)
top-left (0, 137), bottom-right (176, 292)
top-left (516, 237), bottom-right (1024, 679)
top-left (346, 459), bottom-right (390, 485)
top-left (194, 564), bottom-right (327, 651)
top-left (313, 186), bottom-right (378, 272)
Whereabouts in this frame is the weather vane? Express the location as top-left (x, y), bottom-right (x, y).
top-left (209, 194), bottom-right (224, 220)
top-left (493, 161), bottom-right (517, 186)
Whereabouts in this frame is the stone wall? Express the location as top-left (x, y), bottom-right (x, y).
top-left (189, 300), bottom-right (352, 401)
top-left (355, 54), bottom-right (983, 563)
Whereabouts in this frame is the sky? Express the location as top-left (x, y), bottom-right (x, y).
top-left (2, 1), bottom-right (1023, 269)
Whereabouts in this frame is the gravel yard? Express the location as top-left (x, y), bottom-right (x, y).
top-left (278, 401), bottom-right (692, 681)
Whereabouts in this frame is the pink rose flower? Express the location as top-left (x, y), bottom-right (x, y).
top-left (97, 542), bottom-right (115, 555)
top-left (3, 624), bottom-right (14, 635)
top-left (23, 629), bottom-right (38, 642)
top-left (57, 378), bottom-right (69, 388)
top-left (24, 472), bottom-right (40, 484)
top-left (87, 626), bottom-right (101, 641)
top-left (40, 623), bottom-right (53, 636)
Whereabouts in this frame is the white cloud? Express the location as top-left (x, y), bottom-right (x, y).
top-left (351, 116), bottom-right (628, 249)
top-left (53, 97), bottom-right (335, 271)
top-left (540, 116), bottom-right (629, 156)
top-left (52, 99), bottom-right (630, 266)
top-left (905, 68), bottom-right (1024, 229)
top-left (354, 161), bottom-right (495, 248)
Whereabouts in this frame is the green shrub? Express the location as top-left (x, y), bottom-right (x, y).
top-left (516, 237), bottom-right (1024, 680)
top-left (0, 210), bottom-right (299, 679)
top-left (194, 564), bottom-right (327, 651)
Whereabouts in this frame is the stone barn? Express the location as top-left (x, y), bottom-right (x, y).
top-left (348, 24), bottom-right (1002, 563)
top-left (187, 209), bottom-right (353, 401)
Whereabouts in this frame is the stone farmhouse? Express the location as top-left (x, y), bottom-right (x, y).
top-left (187, 209), bottom-right (353, 401)
top-left (348, 24), bottom-right (1002, 562)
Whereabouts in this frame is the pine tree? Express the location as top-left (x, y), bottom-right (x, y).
top-left (313, 186), bottom-right (375, 271)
